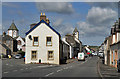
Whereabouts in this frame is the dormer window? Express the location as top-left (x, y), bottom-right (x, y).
top-left (33, 36), bottom-right (39, 46)
top-left (46, 37), bottom-right (52, 46)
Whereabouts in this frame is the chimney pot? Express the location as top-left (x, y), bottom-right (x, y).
top-left (43, 13), bottom-right (45, 15)
top-left (41, 12), bottom-right (42, 15)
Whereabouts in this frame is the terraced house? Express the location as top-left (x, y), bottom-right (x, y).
top-left (110, 18), bottom-right (120, 68)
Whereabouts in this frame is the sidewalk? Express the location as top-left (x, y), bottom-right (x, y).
top-left (98, 58), bottom-right (120, 79)
top-left (66, 58), bottom-right (77, 64)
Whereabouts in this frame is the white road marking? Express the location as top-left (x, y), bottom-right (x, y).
top-left (57, 70), bottom-right (61, 72)
top-left (13, 70), bottom-right (17, 72)
top-left (20, 69), bottom-right (23, 70)
top-left (57, 69), bottom-right (63, 72)
top-left (30, 68), bottom-right (32, 69)
top-left (37, 65), bottom-right (48, 68)
top-left (64, 67), bottom-right (69, 69)
top-left (45, 72), bottom-right (54, 77)
top-left (4, 72), bottom-right (8, 74)
top-left (26, 68), bottom-right (28, 69)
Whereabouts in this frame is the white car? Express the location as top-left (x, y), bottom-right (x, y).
top-left (98, 52), bottom-right (103, 58)
top-left (78, 52), bottom-right (85, 61)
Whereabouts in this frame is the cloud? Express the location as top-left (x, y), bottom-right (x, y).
top-left (53, 18), bottom-right (63, 27)
top-left (87, 7), bottom-right (117, 26)
top-left (77, 6), bottom-right (117, 38)
top-left (56, 23), bottom-right (74, 36)
top-left (77, 21), bottom-right (108, 37)
top-left (88, 2), bottom-right (118, 9)
top-left (35, 2), bottom-right (74, 14)
top-left (52, 19), bottom-right (74, 37)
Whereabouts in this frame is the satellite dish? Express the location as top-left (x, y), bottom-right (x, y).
top-left (28, 35), bottom-right (32, 40)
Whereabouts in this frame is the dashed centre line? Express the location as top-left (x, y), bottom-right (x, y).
top-left (20, 69), bottom-right (23, 70)
top-left (13, 70), bottom-right (17, 72)
top-left (3, 72), bottom-right (8, 74)
top-left (45, 72), bottom-right (54, 77)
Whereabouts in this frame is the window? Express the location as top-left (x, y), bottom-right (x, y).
top-left (48, 51), bottom-right (54, 60)
top-left (31, 51), bottom-right (37, 60)
top-left (46, 37), bottom-right (52, 46)
top-left (18, 40), bottom-right (21, 45)
top-left (33, 37), bottom-right (39, 46)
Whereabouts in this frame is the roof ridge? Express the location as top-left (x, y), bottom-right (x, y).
top-left (25, 19), bottom-right (61, 36)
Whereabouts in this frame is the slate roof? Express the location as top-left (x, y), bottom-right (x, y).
top-left (25, 19), bottom-right (61, 36)
top-left (0, 35), bottom-right (13, 41)
top-left (73, 27), bottom-right (78, 33)
top-left (0, 43), bottom-right (11, 50)
top-left (8, 22), bottom-right (19, 31)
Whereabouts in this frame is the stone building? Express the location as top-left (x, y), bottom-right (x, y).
top-left (0, 32), bottom-right (17, 57)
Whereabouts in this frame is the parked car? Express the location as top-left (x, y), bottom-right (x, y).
top-left (78, 52), bottom-right (85, 61)
top-left (117, 58), bottom-right (120, 72)
top-left (98, 52), bottom-right (103, 58)
top-left (92, 52), bottom-right (95, 56)
top-left (15, 54), bottom-right (22, 59)
top-left (94, 52), bottom-right (98, 56)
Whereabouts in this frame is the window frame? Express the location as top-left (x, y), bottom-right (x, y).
top-left (31, 50), bottom-right (37, 60)
top-left (33, 36), bottom-right (39, 46)
top-left (46, 36), bottom-right (52, 46)
top-left (48, 50), bottom-right (54, 60)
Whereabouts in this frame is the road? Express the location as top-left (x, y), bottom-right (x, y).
top-left (2, 56), bottom-right (100, 78)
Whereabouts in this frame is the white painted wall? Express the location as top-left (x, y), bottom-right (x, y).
top-left (16, 36), bottom-right (25, 50)
top-left (112, 35), bottom-right (115, 44)
top-left (70, 46), bottom-right (73, 58)
top-left (75, 32), bottom-right (79, 39)
top-left (8, 30), bottom-right (18, 38)
top-left (8, 30), bottom-right (12, 37)
top-left (104, 40), bottom-right (108, 65)
top-left (117, 33), bottom-right (120, 42)
top-left (25, 23), bottom-right (60, 65)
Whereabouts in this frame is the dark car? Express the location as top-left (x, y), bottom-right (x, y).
top-left (117, 58), bottom-right (120, 72)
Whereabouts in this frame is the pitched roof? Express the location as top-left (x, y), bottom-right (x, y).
top-left (25, 19), bottom-right (61, 36)
top-left (0, 35), bottom-right (13, 41)
top-left (73, 27), bottom-right (78, 33)
top-left (8, 22), bottom-right (19, 31)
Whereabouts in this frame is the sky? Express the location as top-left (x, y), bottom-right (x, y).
top-left (1, 1), bottom-right (119, 46)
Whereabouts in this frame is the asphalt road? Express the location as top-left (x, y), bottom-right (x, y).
top-left (2, 56), bottom-right (100, 78)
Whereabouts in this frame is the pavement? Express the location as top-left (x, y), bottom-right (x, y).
top-left (2, 56), bottom-right (99, 78)
top-left (98, 58), bottom-right (120, 79)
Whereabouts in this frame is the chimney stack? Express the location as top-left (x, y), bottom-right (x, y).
top-left (40, 12), bottom-right (46, 21)
top-left (30, 23), bottom-right (37, 29)
top-left (3, 31), bottom-right (6, 37)
top-left (46, 18), bottom-right (50, 25)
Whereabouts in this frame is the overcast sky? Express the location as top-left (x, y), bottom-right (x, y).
top-left (2, 2), bottom-right (119, 46)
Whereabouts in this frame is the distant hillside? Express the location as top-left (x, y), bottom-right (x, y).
top-left (89, 46), bottom-right (99, 51)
